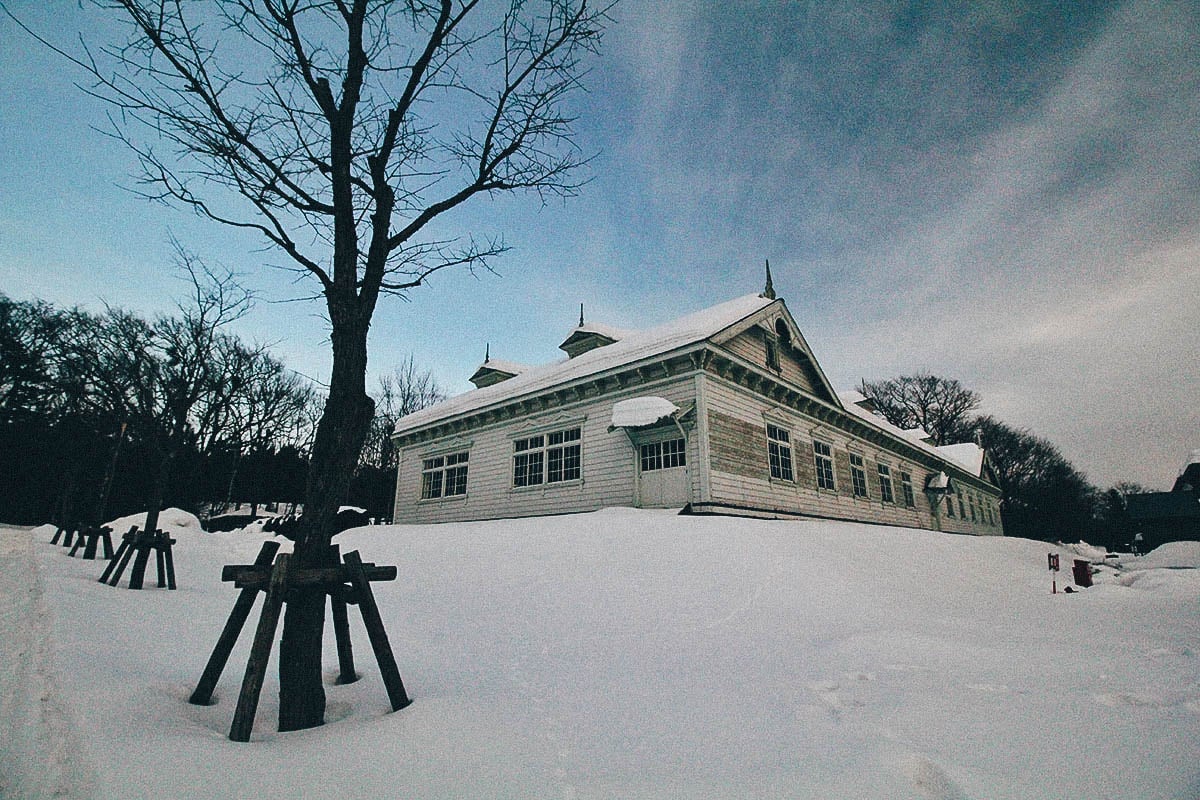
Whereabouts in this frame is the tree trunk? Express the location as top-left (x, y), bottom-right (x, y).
top-left (143, 436), bottom-right (176, 535)
top-left (277, 305), bottom-right (374, 732)
top-left (223, 447), bottom-right (242, 511)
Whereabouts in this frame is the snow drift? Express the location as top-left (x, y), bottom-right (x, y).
top-left (2, 510), bottom-right (1197, 799)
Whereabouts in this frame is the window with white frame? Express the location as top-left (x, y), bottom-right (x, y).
top-left (513, 427), bottom-right (581, 487)
top-left (813, 440), bottom-right (835, 490)
top-left (767, 424), bottom-right (794, 481)
top-left (641, 438), bottom-right (686, 471)
top-left (900, 471), bottom-right (916, 508)
top-left (877, 463), bottom-right (895, 503)
top-left (849, 453), bottom-right (869, 498)
top-left (421, 451), bottom-right (469, 499)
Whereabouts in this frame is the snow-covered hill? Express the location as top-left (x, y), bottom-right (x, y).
top-left (2, 509), bottom-right (1198, 799)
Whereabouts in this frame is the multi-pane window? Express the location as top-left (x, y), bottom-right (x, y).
top-left (547, 428), bottom-right (582, 483)
top-left (421, 452), bottom-right (469, 499)
top-left (849, 453), bottom-right (869, 498)
top-left (877, 463), bottom-right (895, 503)
top-left (641, 438), bottom-right (686, 471)
top-left (813, 441), bottom-right (835, 490)
top-left (900, 471), bottom-right (915, 508)
top-left (513, 427), bottom-right (581, 487)
top-left (767, 424), bottom-right (794, 481)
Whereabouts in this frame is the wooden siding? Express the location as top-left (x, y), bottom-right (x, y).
top-left (708, 410), bottom-right (767, 479)
top-left (718, 326), bottom-right (821, 397)
top-left (393, 377), bottom-right (700, 524)
top-left (700, 376), bottom-right (1002, 534)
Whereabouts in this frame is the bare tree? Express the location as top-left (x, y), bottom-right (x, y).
top-left (859, 373), bottom-right (982, 446)
top-left (13, 0), bottom-right (614, 729)
top-left (85, 247), bottom-right (252, 534)
top-left (360, 355), bottom-right (445, 470)
top-left (0, 296), bottom-right (69, 423)
top-left (208, 344), bottom-right (318, 511)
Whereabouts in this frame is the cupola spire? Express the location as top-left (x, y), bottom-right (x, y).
top-left (761, 259), bottom-right (776, 300)
top-left (579, 302), bottom-right (585, 327)
top-left (484, 342), bottom-right (490, 363)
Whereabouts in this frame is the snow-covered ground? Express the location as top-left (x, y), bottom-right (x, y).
top-left (2, 509), bottom-right (1198, 799)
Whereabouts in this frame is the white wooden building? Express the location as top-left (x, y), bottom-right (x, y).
top-left (391, 286), bottom-right (1003, 534)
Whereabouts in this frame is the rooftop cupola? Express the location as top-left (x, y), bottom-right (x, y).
top-left (468, 343), bottom-right (529, 388)
top-left (558, 303), bottom-right (627, 359)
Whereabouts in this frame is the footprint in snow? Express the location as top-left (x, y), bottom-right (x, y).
top-left (902, 756), bottom-right (971, 800)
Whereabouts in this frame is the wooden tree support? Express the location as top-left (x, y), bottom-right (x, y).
top-left (68, 526), bottom-right (115, 560)
top-left (190, 544), bottom-right (411, 742)
top-left (99, 527), bottom-right (177, 589)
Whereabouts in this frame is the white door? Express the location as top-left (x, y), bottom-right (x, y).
top-left (636, 437), bottom-right (689, 508)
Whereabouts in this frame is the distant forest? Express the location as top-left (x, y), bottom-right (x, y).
top-left (0, 292), bottom-right (442, 529)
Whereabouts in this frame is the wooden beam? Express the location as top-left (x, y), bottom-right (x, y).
top-left (189, 541), bottom-right (281, 706)
top-left (222, 562), bottom-right (397, 589)
top-left (229, 553), bottom-right (290, 742)
top-left (344, 551), bottom-right (412, 712)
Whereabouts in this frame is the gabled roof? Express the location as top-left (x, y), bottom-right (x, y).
top-left (394, 293), bottom-right (775, 436)
top-left (935, 443), bottom-right (986, 477)
top-left (715, 303), bottom-right (843, 406)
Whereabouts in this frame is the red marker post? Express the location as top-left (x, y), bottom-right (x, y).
top-left (1048, 553), bottom-right (1060, 594)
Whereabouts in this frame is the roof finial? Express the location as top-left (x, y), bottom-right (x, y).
top-left (579, 302), bottom-right (585, 327)
top-left (484, 342), bottom-right (490, 363)
top-left (761, 259), bottom-right (776, 300)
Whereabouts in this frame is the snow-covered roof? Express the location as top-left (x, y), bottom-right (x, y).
top-left (936, 443), bottom-right (986, 477)
top-left (394, 293), bottom-right (774, 436)
top-left (477, 358), bottom-right (530, 376)
top-left (610, 397), bottom-right (680, 428)
top-left (835, 390), bottom-right (988, 480)
top-left (568, 321), bottom-right (631, 341)
top-left (902, 427), bottom-right (933, 443)
top-left (839, 389), bottom-right (877, 412)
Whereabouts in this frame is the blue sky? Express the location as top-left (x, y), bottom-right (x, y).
top-left (1, 1), bottom-right (1197, 490)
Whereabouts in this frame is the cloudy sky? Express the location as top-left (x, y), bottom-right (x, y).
top-left (1, 1), bottom-right (1197, 490)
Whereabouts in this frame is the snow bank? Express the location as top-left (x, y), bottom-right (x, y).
top-left (1060, 540), bottom-right (1110, 563)
top-left (104, 507), bottom-right (204, 537)
top-left (1130, 540), bottom-right (1200, 570)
